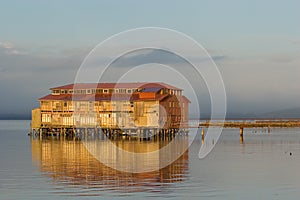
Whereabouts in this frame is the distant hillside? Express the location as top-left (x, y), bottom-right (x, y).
top-left (0, 113), bottom-right (31, 120)
top-left (191, 108), bottom-right (300, 119)
top-left (260, 107), bottom-right (300, 119)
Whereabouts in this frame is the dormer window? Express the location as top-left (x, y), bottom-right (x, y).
top-left (119, 89), bottom-right (126, 93)
top-left (52, 90), bottom-right (60, 95)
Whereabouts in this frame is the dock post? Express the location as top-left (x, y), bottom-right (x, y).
top-left (240, 135), bottom-right (244, 144)
top-left (39, 128), bottom-right (42, 137)
top-left (201, 128), bottom-right (205, 141)
top-left (138, 129), bottom-right (141, 141)
top-left (239, 127), bottom-right (244, 143)
top-left (239, 127), bottom-right (244, 137)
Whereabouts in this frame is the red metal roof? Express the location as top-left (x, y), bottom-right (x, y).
top-left (39, 93), bottom-right (170, 102)
top-left (39, 94), bottom-right (73, 101)
top-left (181, 95), bottom-right (191, 103)
top-left (50, 82), bottom-right (181, 90)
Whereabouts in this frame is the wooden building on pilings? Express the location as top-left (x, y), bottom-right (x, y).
top-left (31, 82), bottom-right (190, 138)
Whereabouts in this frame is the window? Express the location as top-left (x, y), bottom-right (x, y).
top-left (64, 101), bottom-right (67, 107)
top-left (59, 90), bottom-right (67, 94)
top-left (42, 114), bottom-right (51, 123)
top-left (89, 101), bottom-right (94, 111)
top-left (96, 89), bottom-right (103, 93)
top-left (119, 89), bottom-right (126, 93)
top-left (52, 90), bottom-right (60, 95)
top-left (127, 89), bottom-right (132, 93)
top-left (103, 89), bottom-right (108, 93)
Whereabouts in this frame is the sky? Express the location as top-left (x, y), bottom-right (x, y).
top-left (0, 0), bottom-right (300, 118)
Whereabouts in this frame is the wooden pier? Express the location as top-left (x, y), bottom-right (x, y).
top-left (30, 127), bottom-right (188, 141)
top-left (199, 119), bottom-right (300, 128)
top-left (198, 119), bottom-right (300, 143)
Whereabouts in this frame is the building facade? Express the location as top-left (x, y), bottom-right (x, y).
top-left (31, 82), bottom-right (190, 132)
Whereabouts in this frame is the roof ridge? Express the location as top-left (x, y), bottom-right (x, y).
top-left (49, 82), bottom-right (182, 90)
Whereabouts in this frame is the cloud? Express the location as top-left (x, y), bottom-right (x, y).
top-left (0, 41), bottom-right (27, 55)
top-left (211, 54), bottom-right (226, 62)
top-left (0, 45), bottom-right (87, 76)
top-left (263, 54), bottom-right (298, 63)
top-left (0, 42), bottom-right (299, 117)
top-left (0, 42), bottom-right (14, 49)
top-left (292, 40), bottom-right (300, 45)
top-left (0, 43), bottom-right (87, 116)
top-left (108, 49), bottom-right (227, 68)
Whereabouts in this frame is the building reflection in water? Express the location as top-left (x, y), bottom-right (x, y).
top-left (31, 135), bottom-right (189, 193)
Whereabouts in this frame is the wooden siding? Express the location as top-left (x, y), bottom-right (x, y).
top-left (31, 108), bottom-right (41, 129)
top-left (33, 83), bottom-right (190, 130)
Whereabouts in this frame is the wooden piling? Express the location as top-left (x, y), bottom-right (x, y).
top-left (239, 127), bottom-right (244, 137)
top-left (201, 128), bottom-right (205, 144)
top-left (240, 135), bottom-right (244, 144)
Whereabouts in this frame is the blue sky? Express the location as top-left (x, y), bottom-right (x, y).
top-left (0, 0), bottom-right (300, 117)
top-left (1, 0), bottom-right (299, 48)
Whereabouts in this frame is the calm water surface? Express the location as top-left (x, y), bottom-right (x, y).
top-left (0, 120), bottom-right (300, 199)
